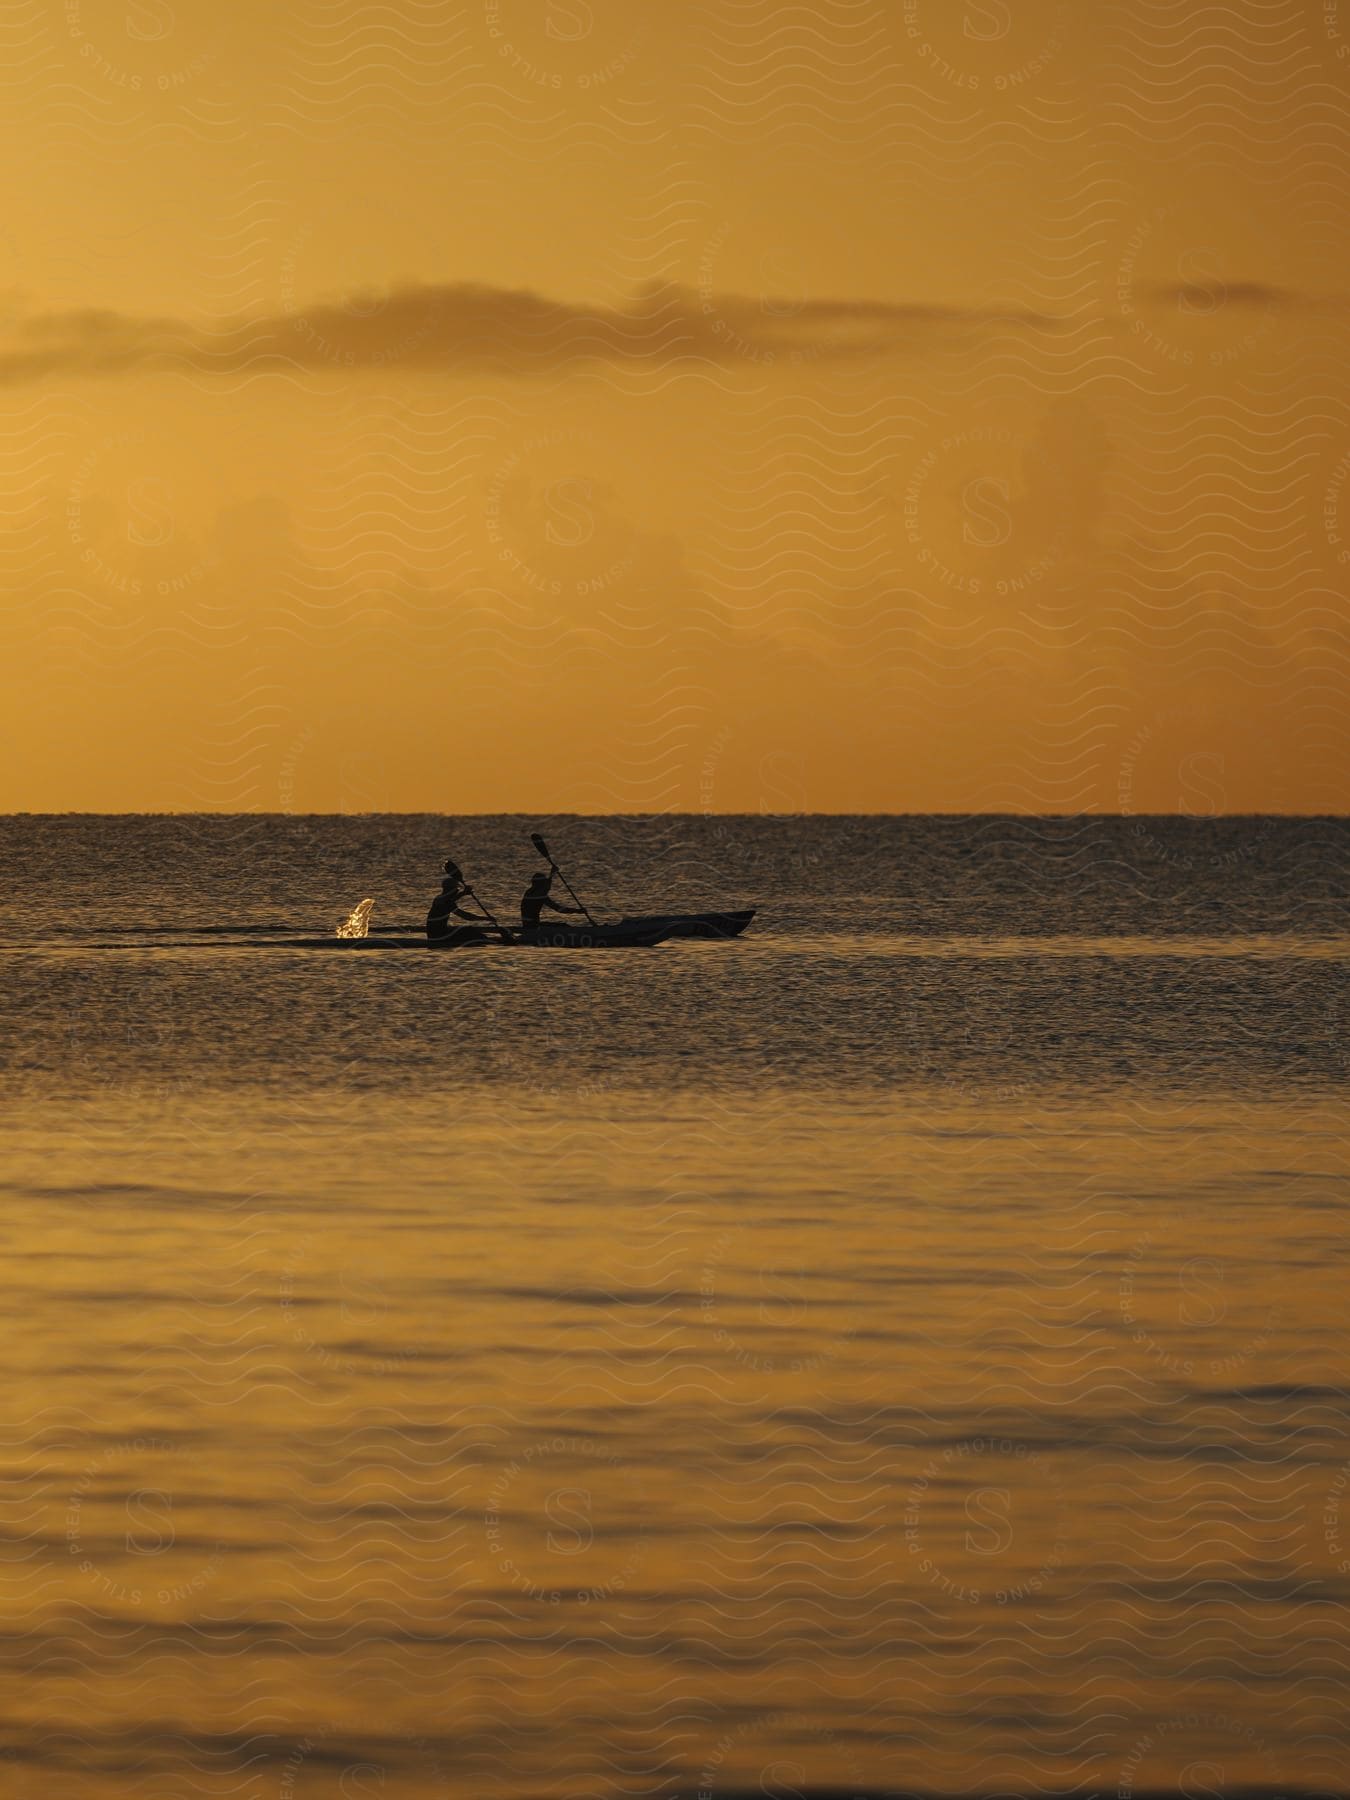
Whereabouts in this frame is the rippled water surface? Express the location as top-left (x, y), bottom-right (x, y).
top-left (1, 814), bottom-right (1347, 1798)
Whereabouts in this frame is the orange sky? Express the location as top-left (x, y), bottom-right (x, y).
top-left (3, 0), bottom-right (1348, 811)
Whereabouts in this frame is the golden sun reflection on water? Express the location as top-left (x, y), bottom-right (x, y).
top-left (1, 1086), bottom-right (1344, 1794)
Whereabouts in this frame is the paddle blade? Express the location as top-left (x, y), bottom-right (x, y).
top-left (530, 832), bottom-right (551, 861)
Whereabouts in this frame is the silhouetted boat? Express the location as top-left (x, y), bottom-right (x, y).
top-left (299, 923), bottom-right (672, 950)
top-left (615, 908), bottom-right (755, 940)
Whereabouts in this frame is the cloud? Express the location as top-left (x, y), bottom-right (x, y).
top-left (0, 280), bottom-right (1064, 383)
top-left (3, 276), bottom-right (1315, 385)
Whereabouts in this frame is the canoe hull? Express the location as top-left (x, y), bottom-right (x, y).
top-left (302, 925), bottom-right (670, 949)
top-left (300, 910), bottom-right (753, 949)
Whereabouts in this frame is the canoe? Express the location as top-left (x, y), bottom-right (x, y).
top-left (615, 908), bottom-right (755, 940)
top-left (288, 924), bottom-right (671, 950)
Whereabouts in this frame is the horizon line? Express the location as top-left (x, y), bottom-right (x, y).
top-left (4, 809), bottom-right (1348, 823)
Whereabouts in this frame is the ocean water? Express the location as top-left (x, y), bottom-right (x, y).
top-left (1, 813), bottom-right (1348, 1799)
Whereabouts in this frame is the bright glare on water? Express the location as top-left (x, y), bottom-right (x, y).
top-left (335, 896), bottom-right (374, 938)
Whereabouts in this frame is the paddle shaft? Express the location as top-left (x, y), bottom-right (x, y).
top-left (546, 863), bottom-right (595, 926)
top-left (531, 835), bottom-right (596, 926)
top-left (462, 885), bottom-right (506, 932)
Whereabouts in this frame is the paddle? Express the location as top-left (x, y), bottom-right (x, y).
top-left (460, 883), bottom-right (514, 941)
top-left (441, 858), bottom-right (511, 939)
top-left (530, 832), bottom-right (597, 926)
